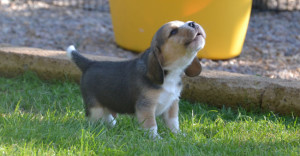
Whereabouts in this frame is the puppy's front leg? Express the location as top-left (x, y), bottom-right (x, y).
top-left (136, 102), bottom-right (160, 139)
top-left (163, 100), bottom-right (180, 134)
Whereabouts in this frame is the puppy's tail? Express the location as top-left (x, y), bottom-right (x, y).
top-left (66, 45), bottom-right (92, 72)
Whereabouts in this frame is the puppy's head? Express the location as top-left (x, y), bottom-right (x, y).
top-left (147, 21), bottom-right (206, 83)
top-left (152, 21), bottom-right (205, 60)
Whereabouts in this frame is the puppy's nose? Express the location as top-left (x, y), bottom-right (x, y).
top-left (188, 21), bottom-right (196, 28)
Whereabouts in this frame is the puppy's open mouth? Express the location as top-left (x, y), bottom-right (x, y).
top-left (186, 32), bottom-right (204, 45)
top-left (194, 32), bottom-right (205, 40)
top-left (185, 30), bottom-right (206, 47)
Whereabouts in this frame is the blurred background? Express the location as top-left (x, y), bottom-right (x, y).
top-left (0, 0), bottom-right (299, 80)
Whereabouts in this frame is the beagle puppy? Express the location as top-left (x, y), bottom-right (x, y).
top-left (66, 21), bottom-right (206, 139)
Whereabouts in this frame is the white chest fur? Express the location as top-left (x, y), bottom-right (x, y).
top-left (155, 70), bottom-right (183, 116)
top-left (154, 51), bottom-right (197, 116)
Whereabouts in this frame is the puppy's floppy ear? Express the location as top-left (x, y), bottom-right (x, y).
top-left (185, 57), bottom-right (202, 77)
top-left (146, 47), bottom-right (164, 85)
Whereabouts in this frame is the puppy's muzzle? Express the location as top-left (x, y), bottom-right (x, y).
top-left (187, 21), bottom-right (206, 39)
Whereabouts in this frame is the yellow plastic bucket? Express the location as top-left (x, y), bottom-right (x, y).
top-left (110, 0), bottom-right (252, 60)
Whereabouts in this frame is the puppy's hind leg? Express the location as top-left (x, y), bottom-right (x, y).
top-left (89, 107), bottom-right (116, 127)
top-left (83, 97), bottom-right (116, 127)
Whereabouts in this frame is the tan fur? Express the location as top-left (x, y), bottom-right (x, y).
top-left (136, 89), bottom-right (161, 128)
top-left (166, 100), bottom-right (179, 119)
top-left (136, 108), bottom-right (157, 129)
top-left (89, 107), bottom-right (105, 122)
top-left (163, 100), bottom-right (180, 133)
top-left (87, 99), bottom-right (116, 126)
top-left (161, 40), bottom-right (187, 66)
top-left (135, 90), bottom-right (159, 131)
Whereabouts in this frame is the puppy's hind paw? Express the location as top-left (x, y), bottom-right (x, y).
top-left (109, 119), bottom-right (117, 128)
top-left (104, 114), bottom-right (117, 128)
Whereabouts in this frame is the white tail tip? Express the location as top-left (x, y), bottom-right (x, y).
top-left (66, 45), bottom-right (76, 59)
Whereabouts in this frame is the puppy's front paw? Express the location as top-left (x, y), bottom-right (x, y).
top-left (145, 126), bottom-right (162, 140)
top-left (176, 131), bottom-right (187, 137)
top-left (171, 128), bottom-right (181, 134)
top-left (146, 132), bottom-right (162, 140)
top-left (149, 132), bottom-right (162, 140)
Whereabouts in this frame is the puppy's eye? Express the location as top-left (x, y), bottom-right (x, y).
top-left (169, 29), bottom-right (178, 37)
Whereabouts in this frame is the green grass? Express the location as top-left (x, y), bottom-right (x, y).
top-left (0, 72), bottom-right (299, 156)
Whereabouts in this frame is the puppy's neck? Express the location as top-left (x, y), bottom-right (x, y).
top-left (163, 69), bottom-right (183, 79)
top-left (163, 52), bottom-right (196, 74)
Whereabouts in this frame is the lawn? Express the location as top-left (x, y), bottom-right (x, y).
top-left (0, 72), bottom-right (299, 155)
